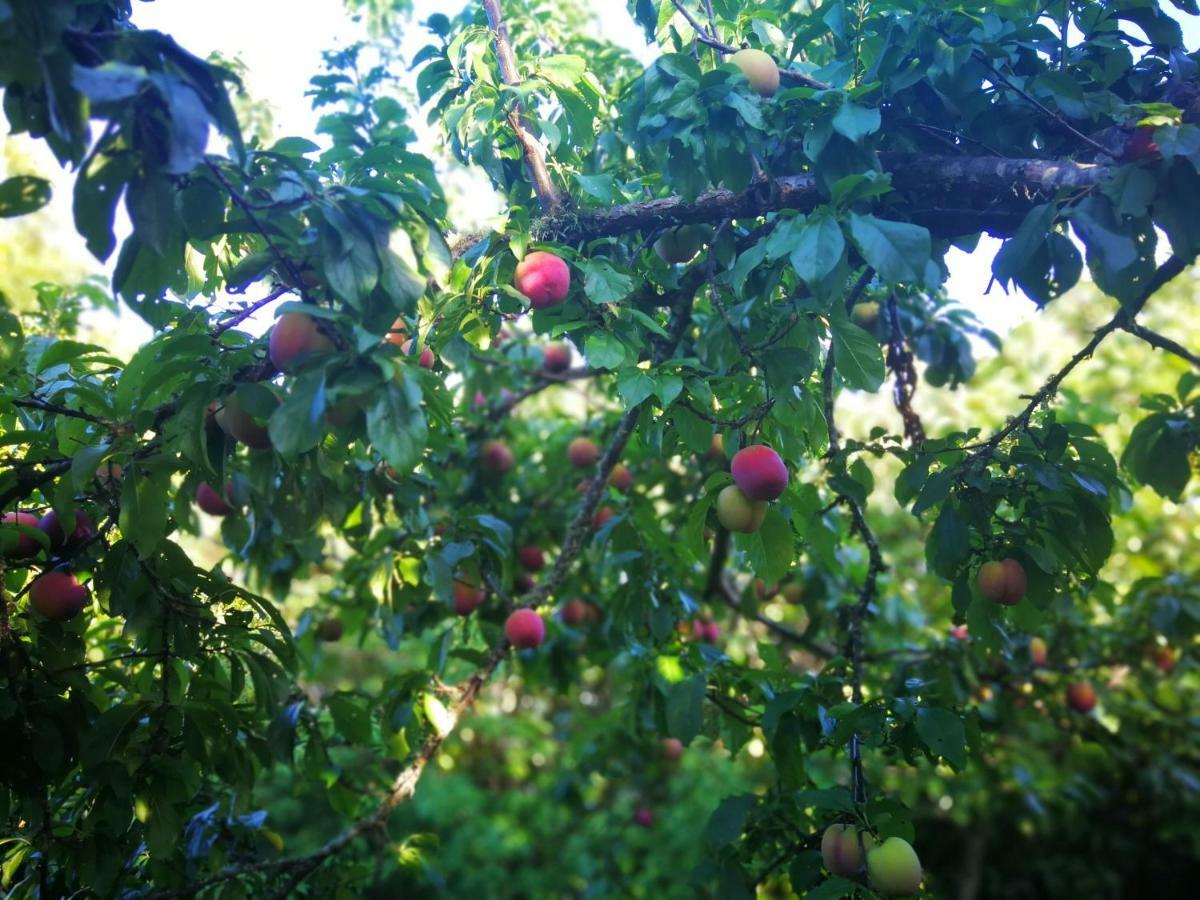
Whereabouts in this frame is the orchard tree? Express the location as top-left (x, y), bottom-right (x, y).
top-left (1, 0), bottom-right (1199, 896)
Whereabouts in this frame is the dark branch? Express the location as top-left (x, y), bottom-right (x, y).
top-left (1121, 319), bottom-right (1200, 370)
top-left (538, 155), bottom-right (1110, 245)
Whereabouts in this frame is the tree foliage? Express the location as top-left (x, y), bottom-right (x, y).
top-left (0, 0), bottom-right (1198, 896)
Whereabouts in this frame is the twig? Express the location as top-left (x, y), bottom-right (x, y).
top-left (12, 399), bottom-right (112, 427)
top-left (667, 0), bottom-right (828, 89)
top-left (1121, 320), bottom-right (1200, 370)
top-left (481, 0), bottom-right (564, 213)
top-left (211, 285), bottom-right (293, 337)
top-left (678, 399), bottom-right (774, 429)
top-left (206, 160), bottom-right (306, 287)
top-left (973, 52), bottom-right (1109, 156)
top-left (964, 255), bottom-right (1188, 462)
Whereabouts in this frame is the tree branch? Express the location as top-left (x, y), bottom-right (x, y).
top-left (965, 255), bottom-right (1189, 462)
top-left (537, 155), bottom-right (1109, 245)
top-left (1121, 319), bottom-right (1200, 370)
top-left (481, 0), bottom-right (564, 213)
top-left (211, 285), bottom-right (293, 337)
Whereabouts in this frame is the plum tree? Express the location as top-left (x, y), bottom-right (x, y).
top-left (1, 0), bottom-right (1198, 895)
top-left (195, 482), bottom-right (234, 517)
top-left (1, 511), bottom-right (43, 559)
top-left (1029, 636), bottom-right (1048, 668)
top-left (867, 837), bottom-right (923, 896)
top-left (608, 464), bottom-right (633, 492)
top-left (504, 608), bottom-right (546, 649)
top-left (268, 311), bottom-right (334, 371)
top-left (517, 545), bottom-right (546, 572)
top-left (480, 439), bottom-right (515, 474)
top-left (653, 226), bottom-right (706, 264)
top-left (976, 558), bottom-right (1027, 606)
top-left (37, 508), bottom-right (96, 552)
top-left (821, 823), bottom-right (876, 877)
top-left (542, 342), bottom-right (571, 373)
top-left (567, 436), bottom-right (599, 467)
top-left (1066, 681), bottom-right (1097, 713)
top-left (730, 445), bottom-right (789, 501)
top-left (453, 580), bottom-right (487, 616)
top-left (28, 571), bottom-right (89, 621)
top-left (514, 251), bottom-right (570, 308)
top-left (716, 485), bottom-right (767, 533)
top-left (729, 48), bottom-right (780, 97)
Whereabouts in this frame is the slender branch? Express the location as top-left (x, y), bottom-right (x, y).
top-left (206, 160), bottom-right (306, 286)
top-left (973, 52), bottom-right (1110, 156)
top-left (211, 285), bottom-right (292, 337)
top-left (715, 577), bottom-right (836, 658)
top-left (965, 255), bottom-right (1188, 462)
top-left (11, 398), bottom-right (112, 427)
top-left (1121, 320), bottom-right (1200, 369)
top-left (708, 690), bottom-right (761, 727)
top-left (679, 399), bottom-right (774, 429)
top-left (481, 0), bottom-right (564, 213)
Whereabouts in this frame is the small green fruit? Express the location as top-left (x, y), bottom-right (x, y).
top-left (867, 837), bottom-right (923, 896)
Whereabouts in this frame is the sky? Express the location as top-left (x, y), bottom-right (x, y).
top-left (93, 1), bottom-right (1200, 341)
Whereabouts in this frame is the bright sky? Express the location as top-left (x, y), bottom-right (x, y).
top-left (108, 1), bottom-right (1200, 340)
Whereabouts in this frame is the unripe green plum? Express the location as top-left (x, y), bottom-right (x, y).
top-left (821, 824), bottom-right (876, 877)
top-left (654, 226), bottom-right (706, 264)
top-left (717, 485), bottom-right (767, 534)
top-left (850, 301), bottom-right (881, 334)
top-left (867, 837), bottom-right (923, 896)
top-left (730, 48), bottom-right (780, 97)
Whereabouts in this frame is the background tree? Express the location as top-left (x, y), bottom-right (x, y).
top-left (1, 0), bottom-right (1198, 897)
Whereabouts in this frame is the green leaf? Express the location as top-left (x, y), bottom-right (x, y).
top-left (0, 176), bottom-right (52, 218)
top-left (790, 214), bottom-right (845, 284)
top-left (269, 371), bottom-right (327, 457)
top-left (665, 674), bottom-right (705, 743)
top-left (830, 306), bottom-right (885, 392)
top-left (925, 500), bottom-right (971, 579)
top-left (617, 368), bottom-right (656, 408)
top-left (578, 258), bottom-right (634, 303)
top-left (366, 379), bottom-right (428, 474)
top-left (119, 469), bottom-right (170, 558)
top-left (848, 213), bottom-right (930, 285)
top-left (831, 99), bottom-right (881, 143)
top-left (915, 707), bottom-right (967, 769)
top-left (328, 693), bottom-right (373, 743)
top-left (704, 794), bottom-right (754, 847)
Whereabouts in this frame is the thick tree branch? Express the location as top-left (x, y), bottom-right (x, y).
top-left (538, 155), bottom-right (1109, 245)
top-left (481, 0), bottom-right (564, 213)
